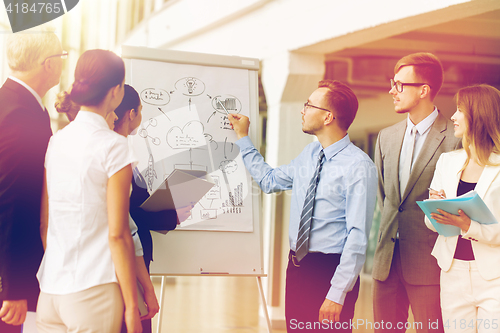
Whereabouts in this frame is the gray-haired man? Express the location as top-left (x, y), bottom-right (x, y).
top-left (0, 31), bottom-right (64, 332)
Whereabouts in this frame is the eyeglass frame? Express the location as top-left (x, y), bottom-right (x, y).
top-left (303, 101), bottom-right (335, 118)
top-left (41, 51), bottom-right (68, 65)
top-left (390, 79), bottom-right (432, 93)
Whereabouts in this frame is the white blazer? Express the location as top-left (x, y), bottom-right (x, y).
top-left (425, 150), bottom-right (500, 281)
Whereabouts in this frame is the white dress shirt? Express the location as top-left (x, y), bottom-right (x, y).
top-left (399, 107), bottom-right (439, 182)
top-left (130, 214), bottom-right (143, 256)
top-left (38, 111), bottom-right (137, 295)
top-left (8, 76), bottom-right (45, 111)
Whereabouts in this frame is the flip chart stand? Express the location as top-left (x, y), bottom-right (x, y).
top-left (121, 45), bottom-right (268, 332)
top-left (153, 275), bottom-right (271, 333)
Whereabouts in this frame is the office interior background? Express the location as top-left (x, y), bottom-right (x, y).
top-left (1, 0), bottom-right (500, 331)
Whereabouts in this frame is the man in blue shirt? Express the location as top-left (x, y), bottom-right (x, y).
top-left (228, 80), bottom-right (377, 331)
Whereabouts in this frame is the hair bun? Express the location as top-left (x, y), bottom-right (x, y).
top-left (55, 90), bottom-right (80, 121)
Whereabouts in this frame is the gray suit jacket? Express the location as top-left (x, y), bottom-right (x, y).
top-left (372, 112), bottom-right (461, 285)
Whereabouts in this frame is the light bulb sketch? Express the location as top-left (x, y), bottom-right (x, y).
top-left (175, 77), bottom-right (205, 96)
top-left (185, 78), bottom-right (196, 94)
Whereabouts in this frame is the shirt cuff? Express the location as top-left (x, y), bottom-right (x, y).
top-left (132, 234), bottom-right (144, 256)
top-left (326, 286), bottom-right (347, 305)
top-left (235, 136), bottom-right (253, 151)
top-left (461, 220), bottom-right (479, 239)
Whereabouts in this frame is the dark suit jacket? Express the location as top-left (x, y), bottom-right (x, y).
top-left (0, 79), bottom-right (52, 310)
top-left (130, 168), bottom-right (178, 271)
top-left (372, 112), bottom-right (461, 285)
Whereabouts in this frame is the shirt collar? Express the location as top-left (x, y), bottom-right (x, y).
top-left (9, 76), bottom-right (45, 111)
top-left (74, 110), bottom-right (111, 129)
top-left (322, 134), bottom-right (351, 160)
top-left (407, 107), bottom-right (438, 135)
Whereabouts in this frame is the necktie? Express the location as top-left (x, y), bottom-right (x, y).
top-left (296, 150), bottom-right (325, 262)
top-left (400, 126), bottom-right (417, 199)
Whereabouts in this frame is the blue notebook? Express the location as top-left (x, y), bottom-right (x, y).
top-left (417, 191), bottom-right (497, 237)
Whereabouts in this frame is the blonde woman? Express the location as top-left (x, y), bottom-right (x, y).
top-left (426, 84), bottom-right (500, 332)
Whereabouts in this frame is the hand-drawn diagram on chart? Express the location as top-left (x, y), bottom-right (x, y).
top-left (128, 59), bottom-right (253, 232)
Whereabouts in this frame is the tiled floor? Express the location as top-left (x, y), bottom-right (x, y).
top-left (150, 275), bottom-right (417, 333)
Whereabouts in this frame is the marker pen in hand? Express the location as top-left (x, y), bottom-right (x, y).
top-left (428, 188), bottom-right (446, 199)
top-left (216, 98), bottom-right (230, 116)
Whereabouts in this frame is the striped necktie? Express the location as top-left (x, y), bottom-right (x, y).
top-left (295, 149), bottom-right (325, 262)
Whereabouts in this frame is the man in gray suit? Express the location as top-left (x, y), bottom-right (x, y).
top-left (372, 53), bottom-right (461, 332)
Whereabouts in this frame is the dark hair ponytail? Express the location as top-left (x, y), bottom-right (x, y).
top-left (114, 84), bottom-right (140, 123)
top-left (70, 49), bottom-right (125, 106)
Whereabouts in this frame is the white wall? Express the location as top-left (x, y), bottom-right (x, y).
top-left (123, 0), bottom-right (471, 58)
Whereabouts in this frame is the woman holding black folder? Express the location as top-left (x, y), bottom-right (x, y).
top-left (425, 84), bottom-right (500, 331)
top-left (113, 84), bottom-right (193, 333)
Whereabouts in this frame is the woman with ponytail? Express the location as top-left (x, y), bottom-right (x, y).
top-left (37, 50), bottom-right (142, 333)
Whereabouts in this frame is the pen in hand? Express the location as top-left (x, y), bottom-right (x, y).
top-left (215, 98), bottom-right (230, 116)
top-left (428, 187), bottom-right (446, 199)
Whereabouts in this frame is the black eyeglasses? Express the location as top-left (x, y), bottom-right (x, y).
top-left (304, 101), bottom-right (332, 113)
top-left (390, 79), bottom-right (431, 93)
top-left (41, 51), bottom-right (68, 65)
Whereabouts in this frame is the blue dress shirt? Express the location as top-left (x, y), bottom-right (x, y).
top-left (236, 134), bottom-right (377, 304)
